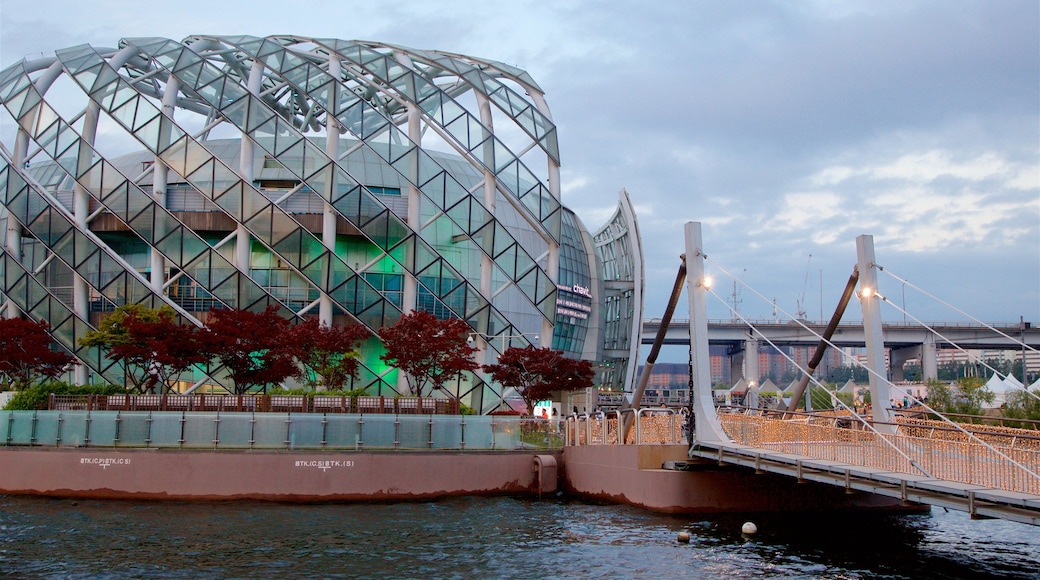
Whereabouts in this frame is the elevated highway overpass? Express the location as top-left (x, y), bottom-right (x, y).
top-left (641, 319), bottom-right (1040, 382)
top-left (642, 319), bottom-right (1040, 350)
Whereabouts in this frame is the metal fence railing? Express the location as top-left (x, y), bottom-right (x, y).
top-left (0, 410), bottom-right (559, 451)
top-left (47, 394), bottom-right (459, 415)
top-left (717, 413), bottom-right (1040, 495)
top-left (564, 408), bottom-right (683, 446)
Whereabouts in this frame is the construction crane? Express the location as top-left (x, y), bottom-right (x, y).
top-left (795, 254), bottom-right (812, 320)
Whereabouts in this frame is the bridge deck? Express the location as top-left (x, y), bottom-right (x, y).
top-left (689, 439), bottom-right (1040, 526)
top-left (565, 412), bottom-right (1040, 526)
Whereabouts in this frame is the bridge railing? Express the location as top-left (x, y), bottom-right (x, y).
top-left (564, 408), bottom-right (682, 446)
top-left (718, 412), bottom-right (1040, 495)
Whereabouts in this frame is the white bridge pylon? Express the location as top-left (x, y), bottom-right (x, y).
top-left (685, 224), bottom-right (895, 442)
top-left (684, 222), bottom-right (729, 443)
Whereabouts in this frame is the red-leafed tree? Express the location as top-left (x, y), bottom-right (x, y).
top-left (291, 318), bottom-right (370, 391)
top-left (81, 304), bottom-right (206, 393)
top-left (0, 318), bottom-right (76, 391)
top-left (377, 310), bottom-right (478, 397)
top-left (203, 305), bottom-right (302, 394)
top-left (483, 346), bottom-right (595, 416)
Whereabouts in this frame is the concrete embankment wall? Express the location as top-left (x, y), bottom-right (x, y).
top-left (0, 448), bottom-right (559, 501)
top-left (563, 444), bottom-right (921, 514)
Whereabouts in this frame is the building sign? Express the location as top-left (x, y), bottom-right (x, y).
top-left (553, 286), bottom-right (594, 322)
top-left (555, 284), bottom-right (592, 320)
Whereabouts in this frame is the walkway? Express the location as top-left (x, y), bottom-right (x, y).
top-left (703, 411), bottom-right (1040, 525)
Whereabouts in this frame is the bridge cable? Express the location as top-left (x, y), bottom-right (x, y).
top-left (705, 285), bottom-right (931, 477)
top-left (705, 258), bottom-right (1040, 483)
top-left (871, 289), bottom-right (1040, 404)
top-left (877, 266), bottom-right (1039, 355)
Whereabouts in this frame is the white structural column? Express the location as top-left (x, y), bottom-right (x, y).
top-left (71, 104), bottom-right (102, 385)
top-left (856, 234), bottom-right (895, 430)
top-left (921, 334), bottom-right (938, 381)
top-left (320, 55), bottom-right (341, 326)
top-left (473, 92), bottom-right (497, 365)
top-left (151, 77), bottom-right (180, 294)
top-left (395, 51), bottom-right (420, 317)
top-left (743, 338), bottom-right (760, 386)
top-left (530, 91), bottom-right (560, 345)
top-left (237, 62), bottom-right (264, 273)
top-left (5, 129), bottom-right (30, 319)
top-left (617, 189), bottom-right (644, 393)
top-left (685, 222), bottom-right (729, 443)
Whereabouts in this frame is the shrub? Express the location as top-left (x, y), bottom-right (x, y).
top-left (3, 381), bottom-right (123, 410)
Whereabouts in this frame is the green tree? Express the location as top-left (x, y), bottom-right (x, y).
top-left (1002, 388), bottom-right (1040, 423)
top-left (291, 318), bottom-right (370, 391)
top-left (925, 377), bottom-right (994, 417)
top-left (81, 304), bottom-right (205, 392)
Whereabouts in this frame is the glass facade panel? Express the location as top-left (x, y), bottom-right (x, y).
top-left (0, 411), bottom-right (10, 443)
top-left (1, 35), bottom-right (645, 411)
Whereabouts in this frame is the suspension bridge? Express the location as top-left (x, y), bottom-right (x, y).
top-left (571, 222), bottom-right (1040, 526)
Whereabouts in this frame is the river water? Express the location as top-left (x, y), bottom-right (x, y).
top-left (1, 495), bottom-right (1038, 579)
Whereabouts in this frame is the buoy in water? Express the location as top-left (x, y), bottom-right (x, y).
top-left (677, 531), bottom-right (691, 543)
top-left (741, 521), bottom-right (757, 535)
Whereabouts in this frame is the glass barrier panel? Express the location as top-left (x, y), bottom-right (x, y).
top-left (0, 411), bottom-right (10, 444)
top-left (493, 417), bottom-right (522, 449)
top-left (463, 416), bottom-right (494, 449)
top-left (182, 413), bottom-right (219, 448)
top-left (323, 414), bottom-right (362, 449)
top-left (215, 412), bottom-right (254, 448)
top-left (431, 415), bottom-right (463, 449)
top-left (396, 415), bottom-right (430, 449)
top-left (287, 414), bottom-right (325, 449)
top-left (149, 413), bottom-right (185, 447)
top-left (58, 411), bottom-right (90, 447)
top-left (86, 411), bottom-right (120, 446)
top-left (117, 412), bottom-right (152, 446)
top-left (359, 415), bottom-right (396, 448)
top-left (7, 412), bottom-right (36, 445)
top-left (251, 413), bottom-right (289, 448)
top-left (34, 412), bottom-right (60, 445)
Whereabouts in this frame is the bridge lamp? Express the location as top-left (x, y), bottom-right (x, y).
top-left (859, 286), bottom-right (874, 298)
top-left (699, 276), bottom-right (713, 289)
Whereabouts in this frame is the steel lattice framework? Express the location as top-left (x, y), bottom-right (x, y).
top-left (0, 36), bottom-right (587, 411)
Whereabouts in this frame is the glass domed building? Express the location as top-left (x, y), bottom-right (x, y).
top-left (0, 36), bottom-right (643, 413)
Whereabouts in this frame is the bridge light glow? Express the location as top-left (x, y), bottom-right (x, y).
top-left (860, 287), bottom-right (874, 298)
top-left (700, 276), bottom-right (713, 289)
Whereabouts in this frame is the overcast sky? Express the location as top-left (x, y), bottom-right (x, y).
top-left (2, 0), bottom-right (1037, 334)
